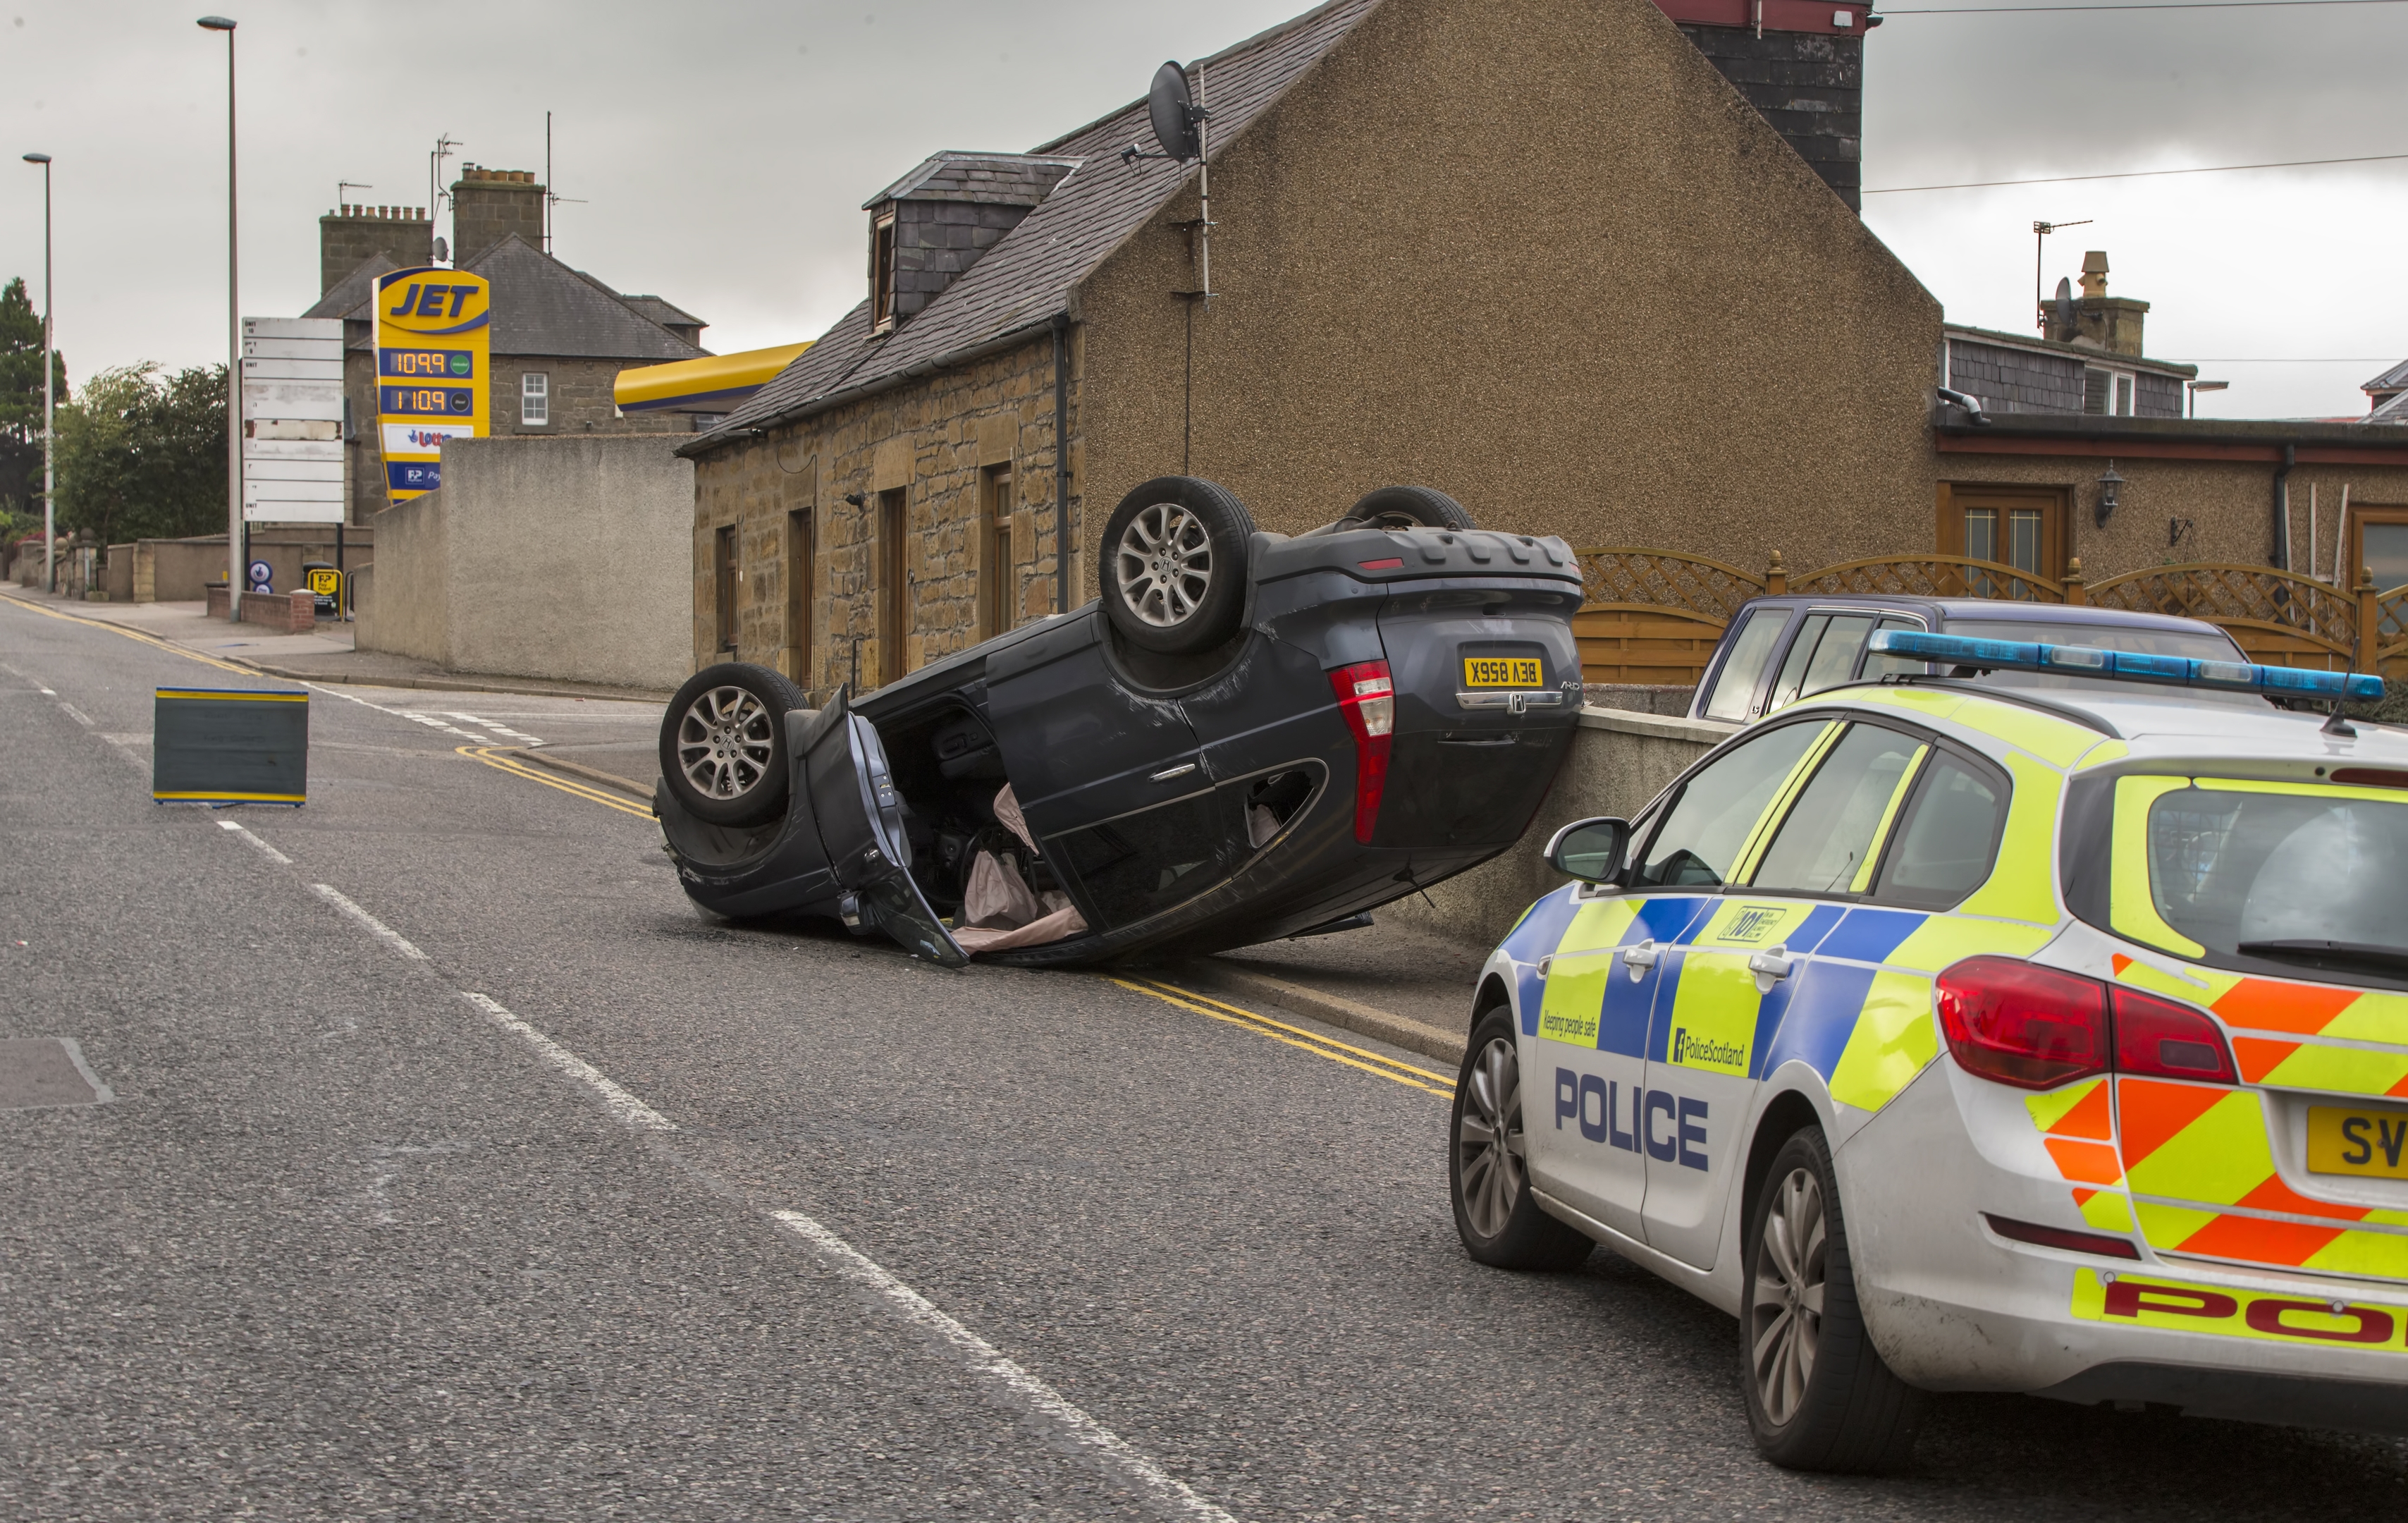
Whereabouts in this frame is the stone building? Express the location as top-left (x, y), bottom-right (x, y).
top-left (305, 169), bottom-right (707, 524)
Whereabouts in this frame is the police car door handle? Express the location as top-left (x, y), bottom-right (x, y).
top-left (1621, 940), bottom-right (1659, 979)
top-left (1747, 946), bottom-right (1793, 993)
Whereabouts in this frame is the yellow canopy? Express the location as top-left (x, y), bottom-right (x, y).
top-left (615, 341), bottom-right (812, 415)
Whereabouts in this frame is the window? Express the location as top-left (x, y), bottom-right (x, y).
top-left (1752, 723), bottom-right (1925, 894)
top-left (2139, 782), bottom-right (2408, 976)
top-left (979, 464), bottom-right (1013, 639)
top-left (877, 487), bottom-right (907, 686)
top-left (1766, 612), bottom-right (1881, 714)
top-left (1938, 484), bottom-right (2065, 589)
top-left (1628, 721), bottom-right (1829, 889)
top-left (2082, 367), bottom-right (2134, 417)
top-left (2115, 375), bottom-right (2134, 417)
top-left (520, 371), bottom-right (549, 427)
top-left (786, 508), bottom-right (813, 688)
top-left (713, 525), bottom-right (738, 654)
top-left (869, 207), bottom-right (898, 333)
top-left (2346, 504), bottom-right (2408, 592)
top-left (1861, 615), bottom-right (1931, 680)
top-left (1874, 752), bottom-right (2008, 909)
top-left (1698, 607), bottom-right (1790, 722)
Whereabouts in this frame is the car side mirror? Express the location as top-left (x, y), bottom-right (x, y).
top-left (1544, 816), bottom-right (1630, 884)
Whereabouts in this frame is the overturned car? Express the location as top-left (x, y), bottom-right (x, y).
top-left (652, 477), bottom-right (1587, 967)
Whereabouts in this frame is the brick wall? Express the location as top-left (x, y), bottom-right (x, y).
top-left (689, 334), bottom-right (1076, 697)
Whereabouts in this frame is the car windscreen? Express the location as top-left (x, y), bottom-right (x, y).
top-left (1942, 619), bottom-right (2264, 706)
top-left (2118, 777), bottom-right (2408, 987)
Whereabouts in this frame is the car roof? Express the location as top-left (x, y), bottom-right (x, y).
top-left (1733, 594), bottom-right (2227, 637)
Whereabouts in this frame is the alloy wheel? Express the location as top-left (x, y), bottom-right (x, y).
top-left (675, 685), bottom-right (776, 800)
top-left (1750, 1166), bottom-right (1829, 1426)
top-left (1456, 1036), bottom-right (1528, 1239)
top-left (1114, 502), bottom-right (1213, 628)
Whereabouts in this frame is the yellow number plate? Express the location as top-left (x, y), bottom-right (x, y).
top-left (2306, 1105), bottom-right (2408, 1179)
top-left (1463, 657), bottom-right (1542, 689)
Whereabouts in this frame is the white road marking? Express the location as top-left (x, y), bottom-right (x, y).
top-left (768, 1209), bottom-right (1241, 1523)
top-left (308, 883), bottom-right (429, 960)
top-left (216, 818), bottom-right (293, 864)
top-left (444, 711), bottom-right (545, 745)
top-left (394, 710), bottom-right (490, 742)
top-left (56, 701), bottom-right (92, 727)
top-left (458, 992), bottom-right (676, 1132)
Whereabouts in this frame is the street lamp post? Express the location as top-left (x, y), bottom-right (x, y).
top-left (2187, 379), bottom-right (2230, 419)
top-left (199, 16), bottom-right (240, 618)
top-left (21, 152), bottom-right (51, 597)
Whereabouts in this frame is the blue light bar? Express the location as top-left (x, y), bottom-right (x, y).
top-left (1865, 630), bottom-right (2386, 702)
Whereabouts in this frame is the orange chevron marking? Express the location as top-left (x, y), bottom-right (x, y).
top-left (2390, 1072), bottom-right (2408, 1099)
top-left (2045, 1137), bottom-right (2125, 1186)
top-left (2176, 1211), bottom-right (2347, 1266)
top-left (2232, 1036), bottom-right (2303, 1084)
top-left (2047, 1082), bottom-right (2114, 1140)
top-left (2112, 954), bottom-right (2134, 976)
top-left (2237, 1173), bottom-right (2371, 1224)
top-left (2213, 978), bottom-right (2358, 1036)
top-left (2072, 1187), bottom-right (2099, 1206)
top-left (2117, 1078), bottom-right (2232, 1171)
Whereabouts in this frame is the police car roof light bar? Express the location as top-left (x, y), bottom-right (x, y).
top-left (1865, 630), bottom-right (2386, 704)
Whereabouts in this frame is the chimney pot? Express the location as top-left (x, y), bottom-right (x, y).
top-left (2080, 250), bottom-right (2109, 299)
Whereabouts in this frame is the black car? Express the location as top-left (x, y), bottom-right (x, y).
top-left (652, 477), bottom-right (1586, 967)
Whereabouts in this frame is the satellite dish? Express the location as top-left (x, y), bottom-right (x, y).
top-left (433, 235), bottom-right (450, 264)
top-left (2052, 276), bottom-right (2076, 337)
top-left (1148, 61), bottom-right (1200, 161)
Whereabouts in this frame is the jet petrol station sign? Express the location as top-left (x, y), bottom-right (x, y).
top-left (374, 267), bottom-right (491, 506)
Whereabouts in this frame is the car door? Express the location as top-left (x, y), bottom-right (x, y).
top-left (1525, 716), bottom-right (1833, 1237)
top-left (1693, 605), bottom-right (1795, 723)
top-left (1640, 716), bottom-right (1933, 1271)
top-left (800, 694), bottom-right (967, 967)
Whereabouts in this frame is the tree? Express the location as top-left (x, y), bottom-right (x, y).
top-left (52, 362), bottom-right (228, 545)
top-left (0, 275), bottom-right (70, 539)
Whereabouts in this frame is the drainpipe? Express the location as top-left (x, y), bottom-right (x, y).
top-left (1052, 313), bottom-right (1071, 615)
top-left (2272, 443), bottom-right (2295, 571)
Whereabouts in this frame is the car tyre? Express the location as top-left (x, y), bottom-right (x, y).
top-left (1741, 1125), bottom-right (1929, 1474)
top-left (1451, 1004), bottom-right (1592, 1271)
top-left (659, 661), bottom-right (806, 828)
top-left (1100, 476), bottom-right (1255, 655)
top-left (1346, 484), bottom-right (1476, 532)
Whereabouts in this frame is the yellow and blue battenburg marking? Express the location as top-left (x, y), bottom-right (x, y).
top-left (151, 687), bottom-right (309, 805)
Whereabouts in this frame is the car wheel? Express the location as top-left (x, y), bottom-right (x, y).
top-left (1451, 1005), bottom-right (1593, 1270)
top-left (1742, 1126), bottom-right (1929, 1473)
top-left (1100, 476), bottom-right (1255, 655)
top-left (659, 661), bottom-right (806, 827)
top-left (1346, 485), bottom-right (1476, 532)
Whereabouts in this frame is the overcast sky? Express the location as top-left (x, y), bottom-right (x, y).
top-left (5, 0), bottom-right (2403, 420)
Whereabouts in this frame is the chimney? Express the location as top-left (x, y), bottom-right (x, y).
top-left (863, 153), bottom-right (1079, 332)
top-left (318, 203), bottom-right (431, 295)
top-left (2067, 249), bottom-right (2148, 357)
top-left (1650, 1), bottom-right (1874, 212)
top-left (450, 166), bottom-right (546, 264)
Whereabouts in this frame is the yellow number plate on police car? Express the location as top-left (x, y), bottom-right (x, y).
top-left (1463, 657), bottom-right (1542, 688)
top-left (2306, 1105), bottom-right (2408, 1180)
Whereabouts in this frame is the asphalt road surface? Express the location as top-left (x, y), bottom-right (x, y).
top-left (7, 593), bottom-right (2408, 1521)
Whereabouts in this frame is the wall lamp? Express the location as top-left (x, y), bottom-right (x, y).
top-left (2095, 461), bottom-right (2124, 527)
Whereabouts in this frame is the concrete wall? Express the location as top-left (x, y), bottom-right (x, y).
top-left (359, 434), bottom-right (691, 690)
top-left (1382, 706), bottom-right (1728, 948)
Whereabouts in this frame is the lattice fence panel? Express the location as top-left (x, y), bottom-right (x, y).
top-left (1573, 549), bottom-right (1763, 624)
top-left (1786, 556), bottom-right (2065, 604)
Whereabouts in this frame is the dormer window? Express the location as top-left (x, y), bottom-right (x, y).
top-left (870, 207), bottom-right (897, 334)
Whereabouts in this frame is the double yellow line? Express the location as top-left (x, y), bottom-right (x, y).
top-left (457, 745), bottom-right (655, 819)
top-left (1, 593), bottom-right (256, 676)
top-left (1111, 975), bottom-right (1456, 1097)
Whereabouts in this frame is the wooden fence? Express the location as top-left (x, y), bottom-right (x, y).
top-left (1571, 547), bottom-right (2408, 687)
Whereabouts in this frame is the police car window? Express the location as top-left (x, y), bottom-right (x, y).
top-left (1860, 616), bottom-right (1927, 680)
top-left (1874, 752), bottom-right (2010, 910)
top-left (1750, 723), bottom-right (1924, 894)
top-left (2144, 784), bottom-right (2408, 978)
top-left (1799, 615), bottom-right (1876, 698)
top-left (1630, 721), bottom-right (1828, 889)
top-left (1700, 608), bottom-right (1788, 722)
top-left (1764, 614), bottom-right (1826, 713)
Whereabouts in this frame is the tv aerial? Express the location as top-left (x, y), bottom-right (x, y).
top-left (1122, 60), bottom-right (1215, 301)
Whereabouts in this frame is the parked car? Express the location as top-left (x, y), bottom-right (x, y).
top-left (1452, 630), bottom-right (2402, 1469)
top-left (653, 477), bottom-right (1587, 967)
top-left (1686, 594), bottom-right (2256, 726)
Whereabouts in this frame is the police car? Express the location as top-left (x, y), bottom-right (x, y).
top-left (1450, 630), bottom-right (2408, 1471)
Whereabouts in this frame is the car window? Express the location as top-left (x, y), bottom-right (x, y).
top-left (2144, 782), bottom-right (2408, 972)
top-left (1767, 614), bottom-right (1831, 713)
top-left (1799, 615), bottom-right (1876, 699)
top-left (1859, 615), bottom-right (1928, 680)
top-left (1629, 721), bottom-right (1829, 888)
top-left (1874, 752), bottom-right (2010, 910)
top-left (1699, 608), bottom-right (1788, 722)
top-left (1750, 723), bottom-right (1926, 894)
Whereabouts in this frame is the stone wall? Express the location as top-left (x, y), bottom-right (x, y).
top-left (492, 355), bottom-right (690, 439)
top-left (689, 333), bottom-right (1077, 697)
top-left (319, 207), bottom-right (430, 296)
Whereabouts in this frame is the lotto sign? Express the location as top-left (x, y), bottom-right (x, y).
top-left (374, 268), bottom-right (490, 504)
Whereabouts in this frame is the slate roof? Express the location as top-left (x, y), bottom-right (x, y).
top-left (2365, 357), bottom-right (2408, 401)
top-left (2372, 389), bottom-right (2408, 424)
top-left (307, 235), bottom-right (705, 362)
top-left (866, 152), bottom-right (1083, 209)
top-left (693, 0), bottom-right (1379, 453)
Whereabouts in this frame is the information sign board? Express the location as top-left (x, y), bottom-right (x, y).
top-left (240, 317), bottom-right (345, 525)
top-left (375, 269), bottom-right (489, 506)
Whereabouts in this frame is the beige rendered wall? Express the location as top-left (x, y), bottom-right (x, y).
top-left (1076, 0), bottom-right (1941, 568)
top-left (358, 489), bottom-right (450, 666)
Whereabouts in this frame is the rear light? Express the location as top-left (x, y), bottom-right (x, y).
top-left (2112, 986), bottom-right (2237, 1082)
top-left (1937, 958), bottom-right (2239, 1090)
top-left (1936, 957), bottom-right (2108, 1090)
top-left (1328, 660), bottom-right (1395, 845)
top-left (1982, 1213), bottom-right (2142, 1260)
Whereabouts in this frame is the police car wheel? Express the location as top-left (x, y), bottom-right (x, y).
top-left (660, 661), bottom-right (805, 828)
top-left (1451, 1007), bottom-right (1592, 1271)
top-left (1741, 1127), bottom-right (1928, 1473)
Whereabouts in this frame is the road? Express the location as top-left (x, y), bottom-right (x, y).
top-left (5, 592), bottom-right (2407, 1521)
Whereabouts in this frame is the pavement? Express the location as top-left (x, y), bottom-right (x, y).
top-left (11, 587), bottom-right (2408, 1519)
